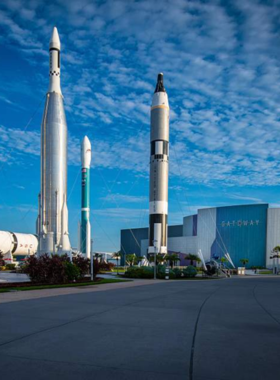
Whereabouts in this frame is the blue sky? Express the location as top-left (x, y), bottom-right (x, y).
top-left (1, 0), bottom-right (280, 252)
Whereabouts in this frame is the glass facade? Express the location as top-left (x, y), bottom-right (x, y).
top-left (211, 204), bottom-right (268, 267)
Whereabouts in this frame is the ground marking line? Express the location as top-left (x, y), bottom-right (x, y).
top-left (189, 284), bottom-right (223, 380)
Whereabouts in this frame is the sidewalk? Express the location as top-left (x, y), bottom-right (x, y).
top-left (0, 272), bottom-right (30, 283)
top-left (0, 279), bottom-right (165, 304)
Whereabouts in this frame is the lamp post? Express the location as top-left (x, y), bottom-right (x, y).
top-left (90, 238), bottom-right (94, 281)
top-left (270, 252), bottom-right (280, 275)
top-left (153, 240), bottom-right (158, 280)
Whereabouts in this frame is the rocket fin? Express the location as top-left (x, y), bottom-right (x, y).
top-left (60, 195), bottom-right (71, 253)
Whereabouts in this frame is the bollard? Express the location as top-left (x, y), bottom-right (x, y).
top-left (165, 268), bottom-right (169, 280)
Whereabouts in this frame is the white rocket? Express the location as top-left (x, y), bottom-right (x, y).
top-left (37, 27), bottom-right (71, 255)
top-left (148, 73), bottom-right (169, 255)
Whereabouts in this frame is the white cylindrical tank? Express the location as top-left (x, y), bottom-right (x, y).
top-left (0, 231), bottom-right (15, 254)
top-left (13, 233), bottom-right (38, 255)
top-left (0, 231), bottom-right (38, 256)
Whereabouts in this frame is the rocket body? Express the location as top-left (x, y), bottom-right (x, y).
top-left (37, 27), bottom-right (71, 255)
top-left (80, 136), bottom-right (91, 259)
top-left (148, 74), bottom-right (169, 255)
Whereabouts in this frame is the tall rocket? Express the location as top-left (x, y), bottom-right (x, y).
top-left (148, 73), bottom-right (169, 255)
top-left (80, 136), bottom-right (91, 259)
top-left (37, 27), bottom-right (71, 255)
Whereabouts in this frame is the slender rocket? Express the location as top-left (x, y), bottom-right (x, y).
top-left (80, 136), bottom-right (91, 259)
top-left (148, 73), bottom-right (169, 255)
top-left (37, 27), bottom-right (71, 255)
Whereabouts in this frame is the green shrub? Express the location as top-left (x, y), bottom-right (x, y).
top-left (183, 265), bottom-right (197, 278)
top-left (124, 265), bottom-right (178, 279)
top-left (0, 266), bottom-right (6, 271)
top-left (64, 262), bottom-right (80, 281)
top-left (157, 265), bottom-right (175, 279)
top-left (72, 256), bottom-right (89, 276)
top-left (124, 266), bottom-right (140, 278)
top-left (5, 264), bottom-right (16, 270)
top-left (156, 265), bottom-right (166, 279)
top-left (125, 266), bottom-right (154, 279)
top-left (141, 267), bottom-right (154, 278)
top-left (173, 268), bottom-right (182, 279)
top-left (23, 254), bottom-right (83, 284)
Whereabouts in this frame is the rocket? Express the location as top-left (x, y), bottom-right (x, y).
top-left (80, 136), bottom-right (91, 259)
top-left (148, 73), bottom-right (169, 255)
top-left (37, 27), bottom-right (71, 255)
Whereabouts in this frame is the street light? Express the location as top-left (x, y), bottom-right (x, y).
top-left (90, 239), bottom-right (94, 281)
top-left (153, 240), bottom-right (158, 280)
top-left (270, 252), bottom-right (280, 275)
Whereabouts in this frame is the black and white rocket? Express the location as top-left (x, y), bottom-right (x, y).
top-left (148, 73), bottom-right (169, 255)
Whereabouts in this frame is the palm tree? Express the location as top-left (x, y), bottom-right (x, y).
top-left (240, 258), bottom-right (249, 268)
top-left (272, 246), bottom-right (280, 256)
top-left (126, 254), bottom-right (137, 267)
top-left (157, 254), bottom-right (166, 264)
top-left (112, 251), bottom-right (122, 274)
top-left (166, 253), bottom-right (179, 268)
top-left (136, 256), bottom-right (144, 264)
top-left (188, 254), bottom-right (200, 266)
top-left (94, 253), bottom-right (103, 261)
top-left (221, 257), bottom-right (228, 264)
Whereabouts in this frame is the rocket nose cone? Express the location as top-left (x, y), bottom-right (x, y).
top-left (49, 27), bottom-right (61, 50)
top-left (81, 136), bottom-right (92, 168)
top-left (154, 72), bottom-right (166, 93)
top-left (158, 73), bottom-right (163, 81)
top-left (82, 136), bottom-right (91, 150)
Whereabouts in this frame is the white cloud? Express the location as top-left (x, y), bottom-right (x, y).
top-left (228, 194), bottom-right (263, 203)
top-left (1, 0), bottom-right (280, 189)
top-left (101, 193), bottom-right (147, 204)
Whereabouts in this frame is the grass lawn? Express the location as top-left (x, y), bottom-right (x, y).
top-left (0, 278), bottom-right (131, 293)
top-left (100, 269), bottom-right (126, 274)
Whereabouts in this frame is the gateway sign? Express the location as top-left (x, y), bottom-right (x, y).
top-left (221, 220), bottom-right (260, 227)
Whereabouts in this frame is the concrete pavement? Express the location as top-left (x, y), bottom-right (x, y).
top-left (0, 272), bottom-right (30, 283)
top-left (0, 277), bottom-right (279, 380)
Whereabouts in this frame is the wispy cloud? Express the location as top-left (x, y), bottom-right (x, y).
top-left (1, 0), bottom-right (280, 187)
top-left (228, 194), bottom-right (263, 203)
top-left (101, 194), bottom-right (147, 204)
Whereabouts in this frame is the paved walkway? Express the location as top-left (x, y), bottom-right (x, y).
top-left (0, 272), bottom-right (30, 283)
top-left (0, 277), bottom-right (280, 380)
top-left (0, 279), bottom-right (164, 304)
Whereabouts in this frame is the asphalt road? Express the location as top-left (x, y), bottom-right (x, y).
top-left (0, 277), bottom-right (279, 380)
